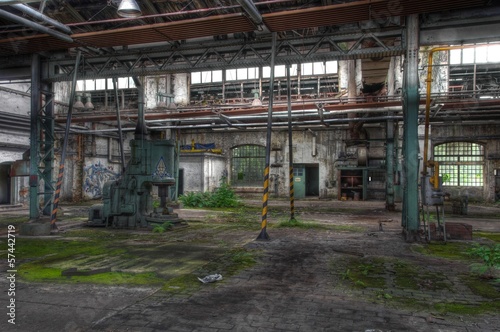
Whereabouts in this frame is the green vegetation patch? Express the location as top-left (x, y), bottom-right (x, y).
top-left (203, 208), bottom-right (261, 229)
top-left (179, 180), bottom-right (240, 208)
top-left (328, 224), bottom-right (365, 232)
top-left (461, 275), bottom-right (500, 299)
top-left (474, 232), bottom-right (500, 243)
top-left (393, 260), bottom-right (451, 291)
top-left (433, 301), bottom-right (500, 315)
top-left (13, 237), bottom-right (121, 261)
top-left (12, 236), bottom-right (164, 285)
top-left (201, 248), bottom-right (257, 277)
top-left (11, 225), bottom-right (260, 295)
top-left (274, 218), bottom-right (326, 230)
top-left (337, 256), bottom-right (387, 289)
top-left (412, 241), bottom-right (474, 261)
top-left (0, 216), bottom-right (31, 227)
top-left (20, 262), bottom-right (164, 286)
top-left (273, 218), bottom-right (364, 232)
top-left (162, 274), bottom-right (203, 293)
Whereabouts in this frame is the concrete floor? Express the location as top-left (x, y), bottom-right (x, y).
top-left (1, 199), bottom-right (499, 332)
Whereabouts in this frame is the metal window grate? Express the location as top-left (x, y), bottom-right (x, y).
top-left (434, 142), bottom-right (484, 187)
top-left (231, 145), bottom-right (265, 186)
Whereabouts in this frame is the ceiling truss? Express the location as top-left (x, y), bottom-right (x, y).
top-left (45, 29), bottom-right (403, 82)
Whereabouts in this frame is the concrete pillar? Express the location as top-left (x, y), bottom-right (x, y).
top-left (173, 73), bottom-right (189, 106)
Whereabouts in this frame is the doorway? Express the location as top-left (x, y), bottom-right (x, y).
top-left (293, 164), bottom-right (319, 198)
top-left (0, 163), bottom-right (11, 205)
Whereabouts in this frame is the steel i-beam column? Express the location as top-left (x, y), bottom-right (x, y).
top-left (29, 54), bottom-right (41, 219)
top-left (402, 14), bottom-right (420, 240)
top-left (386, 118), bottom-right (395, 211)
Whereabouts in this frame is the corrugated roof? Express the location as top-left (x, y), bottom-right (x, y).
top-left (0, 0), bottom-right (489, 57)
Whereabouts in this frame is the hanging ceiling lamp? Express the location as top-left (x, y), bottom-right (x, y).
top-left (117, 0), bottom-right (142, 18)
top-left (73, 94), bottom-right (85, 109)
top-left (84, 93), bottom-right (94, 110)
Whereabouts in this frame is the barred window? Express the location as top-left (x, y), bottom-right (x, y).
top-left (231, 145), bottom-right (265, 186)
top-left (434, 142), bottom-right (484, 186)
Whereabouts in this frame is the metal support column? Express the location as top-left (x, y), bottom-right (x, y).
top-left (50, 50), bottom-right (82, 227)
top-left (41, 81), bottom-right (55, 216)
top-left (386, 118), bottom-right (395, 211)
top-left (29, 54), bottom-right (41, 220)
top-left (257, 32), bottom-right (277, 241)
top-left (286, 64), bottom-right (295, 221)
top-left (112, 77), bottom-right (126, 173)
top-left (402, 15), bottom-right (420, 240)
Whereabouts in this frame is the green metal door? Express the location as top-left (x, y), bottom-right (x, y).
top-left (293, 165), bottom-right (305, 198)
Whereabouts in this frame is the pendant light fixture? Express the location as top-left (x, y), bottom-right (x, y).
top-left (117, 0), bottom-right (142, 18)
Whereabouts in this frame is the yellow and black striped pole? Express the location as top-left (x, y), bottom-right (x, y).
top-left (257, 32), bottom-right (277, 241)
top-left (257, 165), bottom-right (271, 240)
top-left (289, 165), bottom-right (295, 220)
top-left (286, 64), bottom-right (295, 221)
top-left (50, 50), bottom-right (82, 229)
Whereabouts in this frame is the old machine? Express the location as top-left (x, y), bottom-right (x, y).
top-left (88, 78), bottom-right (181, 228)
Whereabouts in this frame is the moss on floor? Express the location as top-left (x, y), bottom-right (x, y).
top-left (474, 231), bottom-right (500, 243)
top-left (412, 241), bottom-right (474, 260)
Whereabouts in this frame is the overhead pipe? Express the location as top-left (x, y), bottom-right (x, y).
top-left (0, 1), bottom-right (39, 5)
top-left (236, 0), bottom-right (263, 25)
top-left (0, 8), bottom-right (73, 43)
top-left (60, 110), bottom-right (500, 133)
top-left (62, 111), bottom-right (500, 134)
top-left (11, 3), bottom-right (72, 34)
top-left (145, 106), bottom-right (419, 124)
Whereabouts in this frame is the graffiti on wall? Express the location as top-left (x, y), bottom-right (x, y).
top-left (83, 162), bottom-right (120, 198)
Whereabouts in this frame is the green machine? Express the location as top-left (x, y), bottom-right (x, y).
top-left (88, 139), bottom-right (180, 228)
top-left (88, 77), bottom-right (180, 228)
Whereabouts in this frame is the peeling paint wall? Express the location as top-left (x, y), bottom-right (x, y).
top-left (0, 82), bottom-right (30, 115)
top-left (178, 128), bottom-right (384, 199)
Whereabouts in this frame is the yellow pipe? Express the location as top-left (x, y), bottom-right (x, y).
top-left (423, 44), bottom-right (493, 188)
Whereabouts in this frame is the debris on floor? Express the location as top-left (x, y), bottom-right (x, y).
top-left (198, 273), bottom-right (223, 283)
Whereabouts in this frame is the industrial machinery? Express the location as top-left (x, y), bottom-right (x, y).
top-left (88, 138), bottom-right (180, 228)
top-left (88, 77), bottom-right (181, 228)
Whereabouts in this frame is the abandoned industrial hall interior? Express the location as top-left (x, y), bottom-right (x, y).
top-left (0, 0), bottom-right (499, 331)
